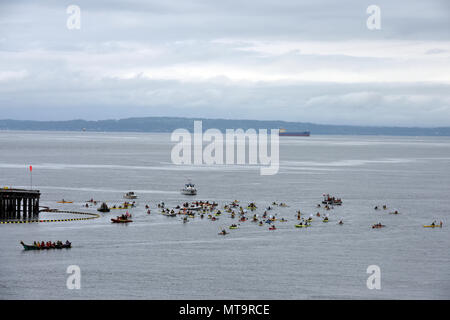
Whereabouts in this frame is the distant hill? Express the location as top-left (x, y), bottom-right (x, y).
top-left (1, 117), bottom-right (450, 136)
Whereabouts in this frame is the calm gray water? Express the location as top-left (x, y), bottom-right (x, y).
top-left (0, 131), bottom-right (449, 299)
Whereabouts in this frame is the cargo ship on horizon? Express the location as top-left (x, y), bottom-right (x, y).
top-left (279, 128), bottom-right (310, 136)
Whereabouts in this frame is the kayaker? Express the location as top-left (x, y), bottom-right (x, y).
top-left (440, 221), bottom-right (443, 227)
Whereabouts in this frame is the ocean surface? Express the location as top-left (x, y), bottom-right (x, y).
top-left (0, 131), bottom-right (449, 299)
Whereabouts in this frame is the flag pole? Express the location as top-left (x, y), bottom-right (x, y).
top-left (29, 166), bottom-right (33, 190)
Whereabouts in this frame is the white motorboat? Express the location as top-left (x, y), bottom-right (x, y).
top-left (124, 191), bottom-right (138, 199)
top-left (181, 183), bottom-right (197, 195)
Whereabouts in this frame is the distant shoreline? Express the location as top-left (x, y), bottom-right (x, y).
top-left (1, 116), bottom-right (450, 136)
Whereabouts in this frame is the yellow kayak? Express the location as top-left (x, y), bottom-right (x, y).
top-left (423, 225), bottom-right (442, 228)
top-left (229, 226), bottom-right (238, 229)
top-left (57, 201), bottom-right (73, 204)
top-left (295, 224), bottom-right (310, 228)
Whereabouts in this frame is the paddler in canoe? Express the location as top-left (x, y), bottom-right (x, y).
top-left (426, 221), bottom-right (443, 228)
top-left (218, 229), bottom-right (228, 236)
top-left (372, 223), bottom-right (385, 229)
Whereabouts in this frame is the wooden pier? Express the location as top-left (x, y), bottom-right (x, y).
top-left (0, 188), bottom-right (40, 221)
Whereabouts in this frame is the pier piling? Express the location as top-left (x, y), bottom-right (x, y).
top-left (0, 189), bottom-right (40, 221)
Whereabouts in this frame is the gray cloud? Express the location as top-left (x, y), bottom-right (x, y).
top-left (0, 0), bottom-right (449, 126)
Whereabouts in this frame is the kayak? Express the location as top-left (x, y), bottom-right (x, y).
top-left (295, 224), bottom-right (309, 228)
top-left (423, 225), bottom-right (442, 228)
top-left (323, 220), bottom-right (329, 223)
top-left (218, 232), bottom-right (229, 235)
top-left (229, 226), bottom-right (238, 229)
top-left (57, 201), bottom-right (73, 204)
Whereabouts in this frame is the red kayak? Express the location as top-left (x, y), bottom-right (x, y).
top-left (111, 218), bottom-right (133, 223)
top-left (269, 226), bottom-right (276, 230)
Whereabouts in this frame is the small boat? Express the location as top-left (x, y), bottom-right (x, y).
top-left (20, 241), bottom-right (71, 250)
top-left (57, 200), bottom-right (73, 204)
top-left (124, 192), bottom-right (137, 199)
top-left (323, 218), bottom-right (329, 223)
top-left (279, 129), bottom-right (310, 137)
top-left (111, 218), bottom-right (133, 223)
top-left (372, 224), bottom-right (385, 229)
top-left (268, 226), bottom-right (277, 230)
top-left (181, 182), bottom-right (197, 195)
top-left (295, 224), bottom-right (309, 228)
top-left (163, 212), bottom-right (177, 217)
top-left (321, 194), bottom-right (342, 206)
top-left (97, 202), bottom-right (110, 213)
top-left (423, 225), bottom-right (442, 228)
top-left (229, 225), bottom-right (238, 229)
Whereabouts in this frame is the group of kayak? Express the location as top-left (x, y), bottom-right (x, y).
top-left (84, 196), bottom-right (444, 232)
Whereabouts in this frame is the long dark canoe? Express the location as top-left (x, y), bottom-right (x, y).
top-left (20, 241), bottom-right (72, 250)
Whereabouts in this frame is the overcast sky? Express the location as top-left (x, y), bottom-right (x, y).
top-left (0, 0), bottom-right (449, 126)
